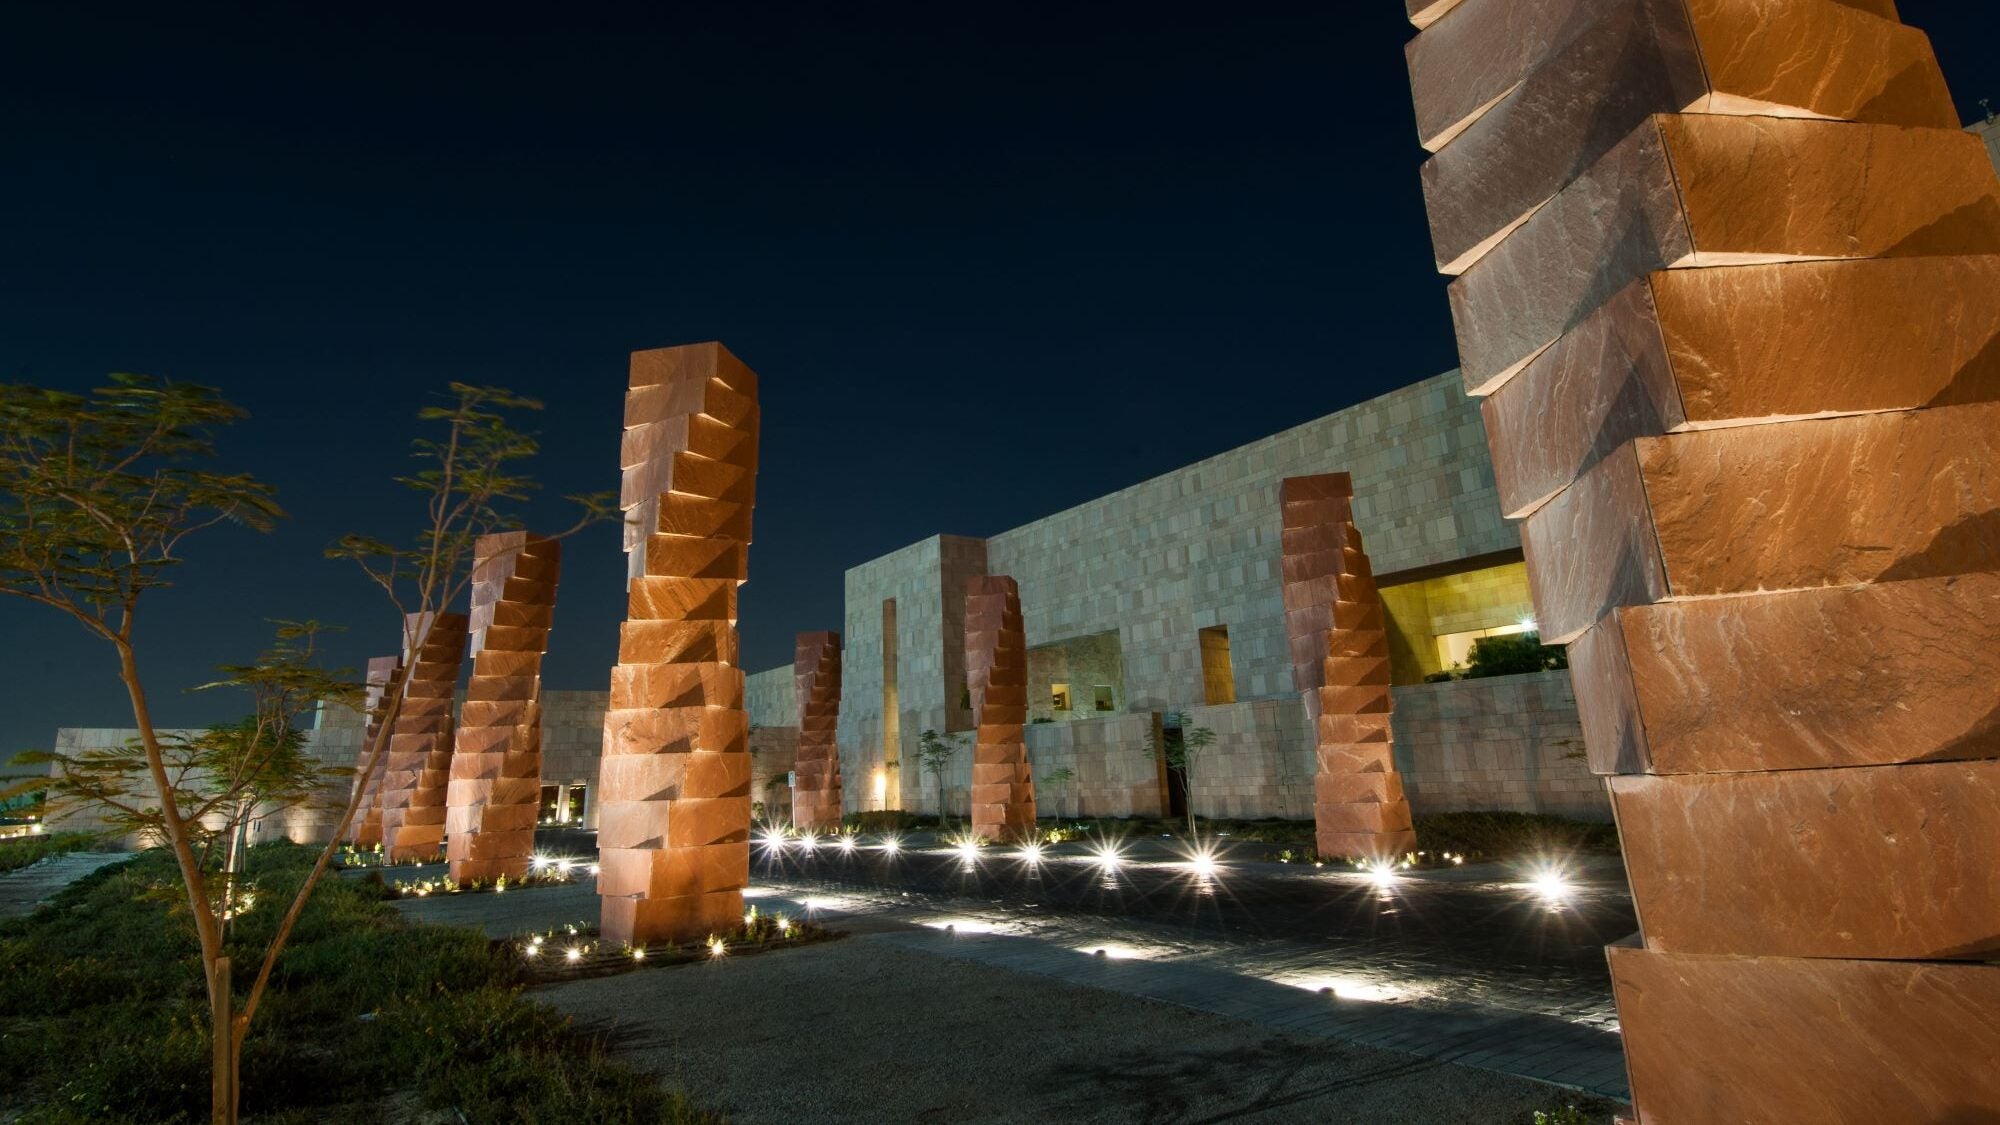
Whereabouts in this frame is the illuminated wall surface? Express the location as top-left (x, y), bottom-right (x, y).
top-left (1403, 1), bottom-right (2000, 1117)
top-left (57, 122), bottom-right (2000, 845)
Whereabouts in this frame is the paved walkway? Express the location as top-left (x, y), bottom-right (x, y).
top-left (389, 843), bottom-right (1632, 1101)
top-left (0, 851), bottom-right (131, 920)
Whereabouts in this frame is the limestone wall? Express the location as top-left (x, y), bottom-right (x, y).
top-left (1392, 670), bottom-right (1607, 822)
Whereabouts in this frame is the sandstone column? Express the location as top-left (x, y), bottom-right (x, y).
top-left (1402, 1), bottom-right (2000, 1117)
top-left (347, 654), bottom-right (400, 848)
top-left (597, 342), bottom-right (760, 947)
top-left (445, 532), bottom-right (561, 883)
top-left (377, 612), bottom-right (469, 863)
top-left (1278, 473), bottom-right (1415, 860)
top-left (792, 631), bottom-right (844, 832)
top-left (964, 575), bottom-right (1034, 840)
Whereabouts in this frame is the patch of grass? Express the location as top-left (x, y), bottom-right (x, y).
top-left (0, 831), bottom-right (97, 874)
top-left (1413, 811), bottom-right (1620, 861)
top-left (0, 839), bottom-right (719, 1124)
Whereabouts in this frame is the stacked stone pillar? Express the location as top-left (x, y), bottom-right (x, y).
top-left (1402, 1), bottom-right (2000, 1117)
top-left (791, 631), bottom-right (844, 832)
top-left (1278, 474), bottom-right (1415, 860)
top-left (597, 342), bottom-right (760, 947)
top-left (445, 532), bottom-right (561, 884)
top-left (963, 576), bottom-right (1035, 840)
top-left (377, 612), bottom-right (469, 863)
top-left (347, 654), bottom-right (400, 848)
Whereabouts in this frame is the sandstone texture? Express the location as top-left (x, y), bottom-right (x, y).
top-left (1611, 760), bottom-right (2000, 960)
top-left (1401, 1), bottom-right (2000, 1117)
top-left (347, 654), bottom-right (401, 849)
top-left (377, 613), bottom-right (469, 863)
top-left (1278, 473), bottom-right (1415, 860)
top-left (1418, 0), bottom-right (1953, 273)
top-left (1523, 401), bottom-right (2000, 641)
top-left (1485, 255), bottom-right (2000, 517)
top-left (791, 631), bottom-right (843, 832)
top-left (964, 576), bottom-right (1036, 841)
top-left (1608, 946), bottom-right (2000, 1122)
top-left (445, 532), bottom-right (561, 884)
top-left (1450, 114), bottom-right (2000, 394)
top-left (1570, 573), bottom-right (2000, 776)
top-left (598, 342), bottom-right (759, 947)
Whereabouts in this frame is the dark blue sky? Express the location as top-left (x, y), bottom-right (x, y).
top-left (2, 2), bottom-right (1995, 756)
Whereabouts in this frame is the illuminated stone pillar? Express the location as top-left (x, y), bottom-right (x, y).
top-left (445, 532), bottom-right (561, 884)
top-left (792, 631), bottom-right (844, 832)
top-left (1402, 1), bottom-right (2000, 1117)
top-left (597, 342), bottom-right (760, 947)
top-left (348, 654), bottom-right (400, 848)
top-left (1278, 473), bottom-right (1415, 860)
top-left (964, 575), bottom-right (1035, 840)
top-left (377, 612), bottom-right (469, 863)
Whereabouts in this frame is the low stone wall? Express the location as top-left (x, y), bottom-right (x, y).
top-left (1392, 670), bottom-right (1608, 822)
top-left (1182, 698), bottom-right (1315, 821)
top-left (51, 668), bottom-right (1607, 843)
top-left (1022, 713), bottom-right (1168, 820)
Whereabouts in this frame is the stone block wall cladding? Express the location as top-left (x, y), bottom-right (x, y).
top-left (1390, 671), bottom-right (1598, 822)
top-left (829, 368), bottom-right (1587, 821)
top-left (745, 663), bottom-right (801, 822)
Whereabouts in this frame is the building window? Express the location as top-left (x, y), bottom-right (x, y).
top-left (538, 784), bottom-right (560, 823)
top-left (1435, 621), bottom-right (1536, 671)
top-left (563, 783), bottom-right (587, 824)
top-left (1051, 683), bottom-right (1072, 711)
top-left (1198, 626), bottom-right (1235, 705)
top-left (1093, 685), bottom-right (1115, 711)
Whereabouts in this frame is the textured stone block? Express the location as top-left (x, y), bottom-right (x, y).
top-left (1486, 256), bottom-right (2000, 517)
top-left (347, 654), bottom-right (401, 848)
top-left (1279, 474), bottom-right (1416, 860)
top-left (1609, 946), bottom-right (2000, 1122)
top-left (377, 612), bottom-right (469, 862)
top-left (600, 342), bottom-right (759, 947)
top-left (1612, 760), bottom-right (2000, 959)
top-left (446, 533), bottom-right (560, 885)
top-left (965, 576), bottom-right (1035, 840)
top-left (1451, 114), bottom-right (2000, 394)
top-left (1571, 573), bottom-right (2000, 775)
top-left (1417, 0), bottom-right (1954, 272)
top-left (1523, 402), bottom-right (2000, 641)
top-left (1407, 0), bottom-right (1924, 153)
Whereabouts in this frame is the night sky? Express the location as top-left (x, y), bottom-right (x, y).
top-left (2, 3), bottom-right (1995, 758)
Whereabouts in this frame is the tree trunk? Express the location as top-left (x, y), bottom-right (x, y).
top-left (210, 956), bottom-right (235, 1125)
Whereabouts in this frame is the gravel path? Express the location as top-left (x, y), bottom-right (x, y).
top-left (538, 934), bottom-right (1612, 1125)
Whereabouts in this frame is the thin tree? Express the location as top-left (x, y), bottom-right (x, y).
top-left (1147, 711), bottom-right (1217, 840)
top-left (0, 375), bottom-right (607, 1124)
top-left (1039, 765), bottom-right (1075, 824)
top-left (916, 728), bottom-right (963, 829)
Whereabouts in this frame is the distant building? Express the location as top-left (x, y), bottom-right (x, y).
top-left (54, 114), bottom-right (2000, 843)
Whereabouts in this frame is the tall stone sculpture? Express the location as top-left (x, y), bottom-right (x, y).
top-left (1277, 474), bottom-right (1415, 861)
top-left (347, 654), bottom-right (401, 848)
top-left (1402, 1), bottom-right (2000, 1118)
top-left (964, 575), bottom-right (1034, 840)
top-left (445, 532), bottom-right (561, 884)
top-left (376, 612), bottom-right (470, 863)
top-left (598, 342), bottom-right (760, 946)
top-left (792, 631), bottom-right (844, 832)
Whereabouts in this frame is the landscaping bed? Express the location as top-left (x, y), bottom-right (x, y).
top-left (0, 840), bottom-right (717, 1124)
top-left (0, 830), bottom-right (97, 875)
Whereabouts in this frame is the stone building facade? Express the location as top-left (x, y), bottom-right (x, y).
top-left (50, 369), bottom-right (1608, 842)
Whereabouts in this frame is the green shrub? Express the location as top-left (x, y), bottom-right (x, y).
top-left (842, 810), bottom-right (938, 833)
top-left (0, 831), bottom-right (97, 874)
top-left (1464, 632), bottom-right (1567, 679)
top-left (0, 841), bottom-right (716, 1123)
top-left (1413, 811), bottom-right (1619, 860)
